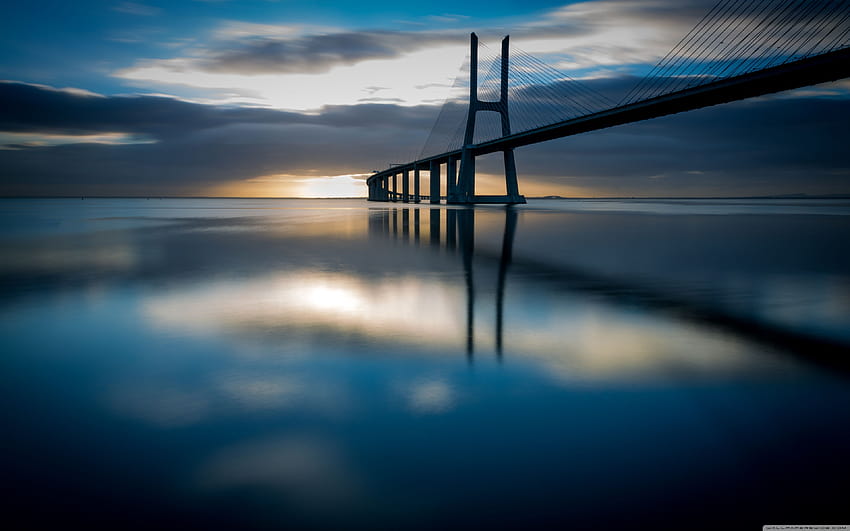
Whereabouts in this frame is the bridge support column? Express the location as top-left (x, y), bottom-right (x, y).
top-left (458, 148), bottom-right (475, 201)
top-left (392, 173), bottom-right (398, 202)
top-left (504, 149), bottom-right (520, 200)
top-left (429, 160), bottom-right (440, 204)
top-left (402, 170), bottom-right (409, 203)
top-left (414, 167), bottom-right (421, 203)
top-left (447, 157), bottom-right (458, 201)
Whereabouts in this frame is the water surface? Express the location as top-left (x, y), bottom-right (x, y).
top-left (2, 198), bottom-right (849, 529)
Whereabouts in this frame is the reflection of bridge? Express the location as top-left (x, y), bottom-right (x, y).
top-left (367, 1), bottom-right (850, 204)
top-left (368, 206), bottom-right (850, 372)
top-left (369, 206), bottom-right (516, 361)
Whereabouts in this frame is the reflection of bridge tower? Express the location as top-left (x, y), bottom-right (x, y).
top-left (368, 206), bottom-right (518, 360)
top-left (451, 34), bottom-right (526, 205)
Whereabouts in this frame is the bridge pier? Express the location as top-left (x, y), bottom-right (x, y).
top-left (429, 161), bottom-right (440, 204)
top-left (392, 173), bottom-right (398, 202)
top-left (401, 170), bottom-right (408, 203)
top-left (414, 167), bottom-right (421, 203)
top-left (448, 33), bottom-right (525, 205)
top-left (504, 149), bottom-right (520, 199)
top-left (446, 157), bottom-right (458, 202)
top-left (456, 148), bottom-right (475, 202)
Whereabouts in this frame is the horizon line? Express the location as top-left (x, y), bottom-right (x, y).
top-left (2, 194), bottom-right (850, 200)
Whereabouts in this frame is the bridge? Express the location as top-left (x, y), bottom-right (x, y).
top-left (366, 0), bottom-right (850, 204)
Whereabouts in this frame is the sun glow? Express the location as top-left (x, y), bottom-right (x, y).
top-left (209, 173), bottom-right (369, 198)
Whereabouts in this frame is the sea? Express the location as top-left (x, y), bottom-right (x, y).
top-left (1, 197), bottom-right (849, 529)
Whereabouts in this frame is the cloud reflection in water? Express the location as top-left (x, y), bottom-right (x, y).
top-left (141, 270), bottom-right (468, 350)
top-left (3, 199), bottom-right (850, 530)
top-left (134, 205), bottom-right (804, 386)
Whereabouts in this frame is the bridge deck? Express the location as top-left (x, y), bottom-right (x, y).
top-left (368, 47), bottom-right (850, 185)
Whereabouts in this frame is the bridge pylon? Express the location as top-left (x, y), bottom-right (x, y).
top-left (450, 33), bottom-right (526, 205)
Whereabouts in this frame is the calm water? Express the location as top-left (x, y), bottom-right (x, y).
top-left (2, 198), bottom-right (849, 529)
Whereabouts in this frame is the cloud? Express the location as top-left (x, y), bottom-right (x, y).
top-left (200, 30), bottom-right (468, 75)
top-left (0, 81), bottom-right (434, 194)
top-left (403, 379), bottom-right (457, 414)
top-left (106, 0), bottom-right (850, 114)
top-left (112, 1), bottom-right (161, 16)
top-left (164, 1), bottom-right (704, 79)
top-left (113, 47), bottom-right (471, 110)
top-left (0, 131), bottom-right (155, 148)
top-left (104, 1), bottom-right (719, 111)
top-left (6, 0), bottom-right (850, 200)
top-left (2, 77), bottom-right (849, 197)
top-left (427, 14), bottom-right (470, 24)
top-left (0, 80), bottom-right (434, 139)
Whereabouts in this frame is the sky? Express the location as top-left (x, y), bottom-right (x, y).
top-left (1, 0), bottom-right (848, 197)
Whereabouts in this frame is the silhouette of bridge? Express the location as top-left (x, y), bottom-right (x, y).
top-left (366, 0), bottom-right (850, 204)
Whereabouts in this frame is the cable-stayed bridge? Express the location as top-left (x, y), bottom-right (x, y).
top-left (366, 0), bottom-right (850, 204)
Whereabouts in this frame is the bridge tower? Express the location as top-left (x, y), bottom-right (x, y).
top-left (450, 33), bottom-right (526, 204)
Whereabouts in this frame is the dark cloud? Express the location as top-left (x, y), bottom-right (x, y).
top-left (0, 81), bottom-right (288, 137)
top-left (188, 1), bottom-right (730, 77)
top-left (0, 124), bottom-right (427, 195)
top-left (1, 79), bottom-right (848, 197)
top-left (0, 82), bottom-right (434, 194)
top-left (195, 22), bottom-right (595, 75)
top-left (0, 81), bottom-right (435, 139)
top-left (0, 81), bottom-right (439, 195)
top-left (200, 30), bottom-right (468, 74)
